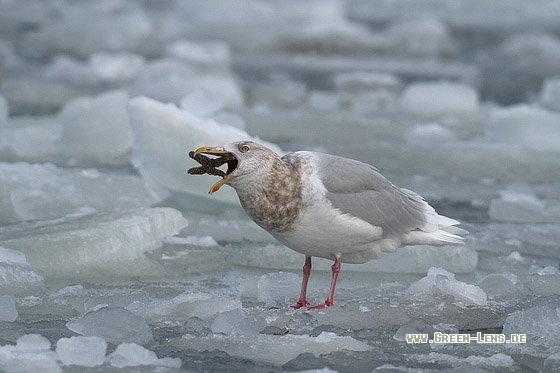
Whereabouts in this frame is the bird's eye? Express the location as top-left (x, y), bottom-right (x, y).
top-left (239, 144), bottom-right (251, 153)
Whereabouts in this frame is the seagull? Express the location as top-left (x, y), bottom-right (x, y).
top-left (189, 141), bottom-right (468, 309)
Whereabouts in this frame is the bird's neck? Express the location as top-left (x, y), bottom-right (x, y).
top-left (232, 157), bottom-right (304, 232)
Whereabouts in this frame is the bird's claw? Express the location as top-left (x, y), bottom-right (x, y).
top-left (291, 300), bottom-right (333, 310)
top-left (290, 300), bottom-right (310, 309)
top-left (306, 301), bottom-right (332, 310)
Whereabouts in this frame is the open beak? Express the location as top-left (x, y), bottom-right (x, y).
top-left (194, 146), bottom-right (239, 194)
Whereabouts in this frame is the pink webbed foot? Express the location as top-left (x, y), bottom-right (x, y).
top-left (306, 300), bottom-right (333, 310)
top-left (290, 300), bottom-right (310, 309)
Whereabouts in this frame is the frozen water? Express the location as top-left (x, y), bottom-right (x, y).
top-left (503, 305), bottom-right (560, 349)
top-left (165, 40), bottom-right (231, 68)
top-left (404, 123), bottom-right (458, 144)
top-left (126, 59), bottom-right (244, 108)
top-left (176, 331), bottom-right (372, 366)
top-left (44, 53), bottom-right (146, 84)
top-left (15, 334), bottom-right (51, 352)
top-left (486, 104), bottom-right (560, 152)
top-left (406, 267), bottom-right (487, 306)
top-left (489, 183), bottom-right (560, 223)
top-left (180, 88), bottom-right (224, 117)
top-left (109, 342), bottom-right (181, 368)
top-left (0, 162), bottom-right (167, 224)
top-left (257, 272), bottom-right (302, 306)
top-left (211, 308), bottom-right (259, 336)
top-left (2, 0), bottom-right (560, 371)
top-left (0, 295), bottom-right (17, 322)
top-left (540, 76), bottom-right (560, 111)
top-left (20, 5), bottom-right (153, 58)
top-left (0, 334), bottom-right (60, 373)
top-left (398, 81), bottom-right (479, 116)
top-left (386, 17), bottom-right (449, 55)
top-left (67, 307), bottom-right (153, 344)
top-left (478, 274), bottom-right (519, 301)
top-left (1, 91), bottom-right (133, 166)
top-left (56, 336), bottom-right (107, 367)
top-left (0, 246), bottom-right (44, 295)
top-left (129, 96), bottom-right (280, 204)
top-left (132, 292), bottom-right (241, 325)
top-left (0, 208), bottom-right (187, 278)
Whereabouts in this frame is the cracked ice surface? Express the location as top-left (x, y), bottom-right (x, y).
top-left (1, 0), bottom-right (560, 371)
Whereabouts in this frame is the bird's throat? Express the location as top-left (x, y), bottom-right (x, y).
top-left (233, 163), bottom-right (304, 233)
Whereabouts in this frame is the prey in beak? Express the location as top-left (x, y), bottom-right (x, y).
top-left (187, 147), bottom-right (238, 194)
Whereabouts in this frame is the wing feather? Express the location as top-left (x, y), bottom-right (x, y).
top-left (313, 153), bottom-right (428, 237)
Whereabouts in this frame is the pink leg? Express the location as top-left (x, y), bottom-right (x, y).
top-left (308, 257), bottom-right (341, 309)
top-left (291, 256), bottom-right (312, 309)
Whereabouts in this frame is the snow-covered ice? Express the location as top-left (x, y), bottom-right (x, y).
top-left (406, 267), bottom-right (488, 306)
top-left (175, 331), bottom-right (372, 366)
top-left (0, 208), bottom-right (187, 278)
top-left (67, 307), bottom-right (153, 344)
top-left (1, 0), bottom-right (560, 371)
top-left (56, 336), bottom-right (107, 367)
top-left (109, 342), bottom-right (181, 368)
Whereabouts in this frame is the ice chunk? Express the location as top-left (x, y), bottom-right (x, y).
top-left (0, 334), bottom-right (60, 373)
top-left (0, 247), bottom-right (44, 295)
top-left (490, 188), bottom-right (546, 223)
top-left (498, 33), bottom-right (560, 76)
top-left (126, 59), bottom-right (243, 108)
top-left (0, 247), bottom-right (26, 264)
top-left (180, 88), bottom-right (224, 117)
top-left (89, 53), bottom-right (145, 83)
top-left (133, 292), bottom-right (241, 324)
top-left (233, 243), bottom-right (477, 275)
top-left (485, 104), bottom-right (560, 152)
top-left (489, 183), bottom-right (560, 223)
top-left (0, 162), bottom-right (167, 224)
top-left (0, 208), bottom-right (187, 279)
top-left (57, 90), bottom-right (133, 165)
top-left (540, 76), bottom-right (560, 111)
top-left (478, 274), bottom-right (519, 300)
top-left (0, 95), bottom-right (7, 125)
top-left (393, 324), bottom-right (419, 342)
top-left (0, 295), bottom-right (18, 322)
top-left (247, 78), bottom-right (307, 109)
top-left (67, 307), bottom-right (153, 344)
top-left (519, 273), bottom-right (560, 296)
top-left (257, 272), bottom-right (302, 305)
top-left (211, 309), bottom-right (259, 336)
top-left (128, 96), bottom-right (281, 204)
top-left (334, 71), bottom-right (401, 93)
top-left (408, 352), bottom-right (514, 370)
top-left (406, 267), bottom-right (487, 306)
top-left (398, 81), bottom-right (479, 116)
top-left (503, 305), bottom-right (560, 348)
top-left (176, 331), bottom-right (372, 366)
top-left (1, 91), bottom-right (133, 166)
top-left (109, 342), bottom-right (181, 368)
top-left (404, 123), bottom-right (458, 144)
top-left (164, 235), bottom-right (218, 247)
top-left (20, 6), bottom-right (152, 58)
top-left (165, 40), bottom-right (231, 68)
top-left (277, 5), bottom-right (388, 54)
top-left (16, 334), bottom-right (51, 352)
top-left (44, 53), bottom-right (145, 84)
top-left (56, 336), bottom-right (107, 367)
top-left (387, 17), bottom-right (449, 55)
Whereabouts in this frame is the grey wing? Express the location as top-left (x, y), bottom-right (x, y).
top-left (315, 153), bottom-right (428, 237)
